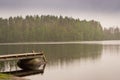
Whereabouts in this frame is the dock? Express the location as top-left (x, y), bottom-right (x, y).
top-left (0, 51), bottom-right (47, 71)
top-left (0, 51), bottom-right (46, 61)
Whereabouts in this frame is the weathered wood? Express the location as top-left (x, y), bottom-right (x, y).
top-left (2, 64), bottom-right (46, 77)
top-left (2, 69), bottom-right (45, 77)
top-left (0, 52), bottom-right (44, 61)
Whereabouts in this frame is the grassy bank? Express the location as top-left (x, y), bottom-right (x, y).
top-left (0, 73), bottom-right (29, 80)
top-left (0, 73), bottom-right (11, 80)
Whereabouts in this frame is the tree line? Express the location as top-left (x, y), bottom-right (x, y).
top-left (0, 15), bottom-right (119, 42)
top-left (104, 27), bottom-right (120, 40)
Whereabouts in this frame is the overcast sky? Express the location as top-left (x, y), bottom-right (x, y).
top-left (0, 0), bottom-right (120, 28)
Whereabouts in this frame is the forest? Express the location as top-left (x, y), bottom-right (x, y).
top-left (0, 15), bottom-right (119, 43)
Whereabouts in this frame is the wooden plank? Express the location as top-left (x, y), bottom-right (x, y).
top-left (0, 52), bottom-right (44, 61)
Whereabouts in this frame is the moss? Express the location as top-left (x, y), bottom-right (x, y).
top-left (0, 73), bottom-right (12, 80)
top-left (0, 73), bottom-right (29, 80)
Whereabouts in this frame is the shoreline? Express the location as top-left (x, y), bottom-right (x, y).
top-left (0, 74), bottom-right (29, 80)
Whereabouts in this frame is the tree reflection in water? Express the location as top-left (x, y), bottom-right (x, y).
top-left (0, 44), bottom-right (103, 76)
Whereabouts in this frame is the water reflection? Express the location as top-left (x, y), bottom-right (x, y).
top-left (103, 45), bottom-right (120, 55)
top-left (0, 44), bottom-right (103, 67)
top-left (45, 44), bottom-right (103, 66)
top-left (0, 60), bottom-right (18, 72)
top-left (0, 43), bottom-right (120, 80)
top-left (0, 44), bottom-right (103, 80)
top-left (0, 60), bottom-right (46, 76)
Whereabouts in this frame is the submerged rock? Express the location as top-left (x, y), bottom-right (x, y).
top-left (17, 58), bottom-right (42, 70)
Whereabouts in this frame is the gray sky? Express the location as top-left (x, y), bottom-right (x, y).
top-left (0, 0), bottom-right (120, 28)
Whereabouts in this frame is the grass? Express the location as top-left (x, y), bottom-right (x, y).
top-left (0, 73), bottom-right (12, 80)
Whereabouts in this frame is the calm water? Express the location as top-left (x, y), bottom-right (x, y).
top-left (0, 41), bottom-right (120, 80)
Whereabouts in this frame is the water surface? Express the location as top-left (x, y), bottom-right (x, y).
top-left (0, 41), bottom-right (120, 80)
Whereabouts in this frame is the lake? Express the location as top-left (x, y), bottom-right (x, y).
top-left (0, 41), bottom-right (120, 80)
